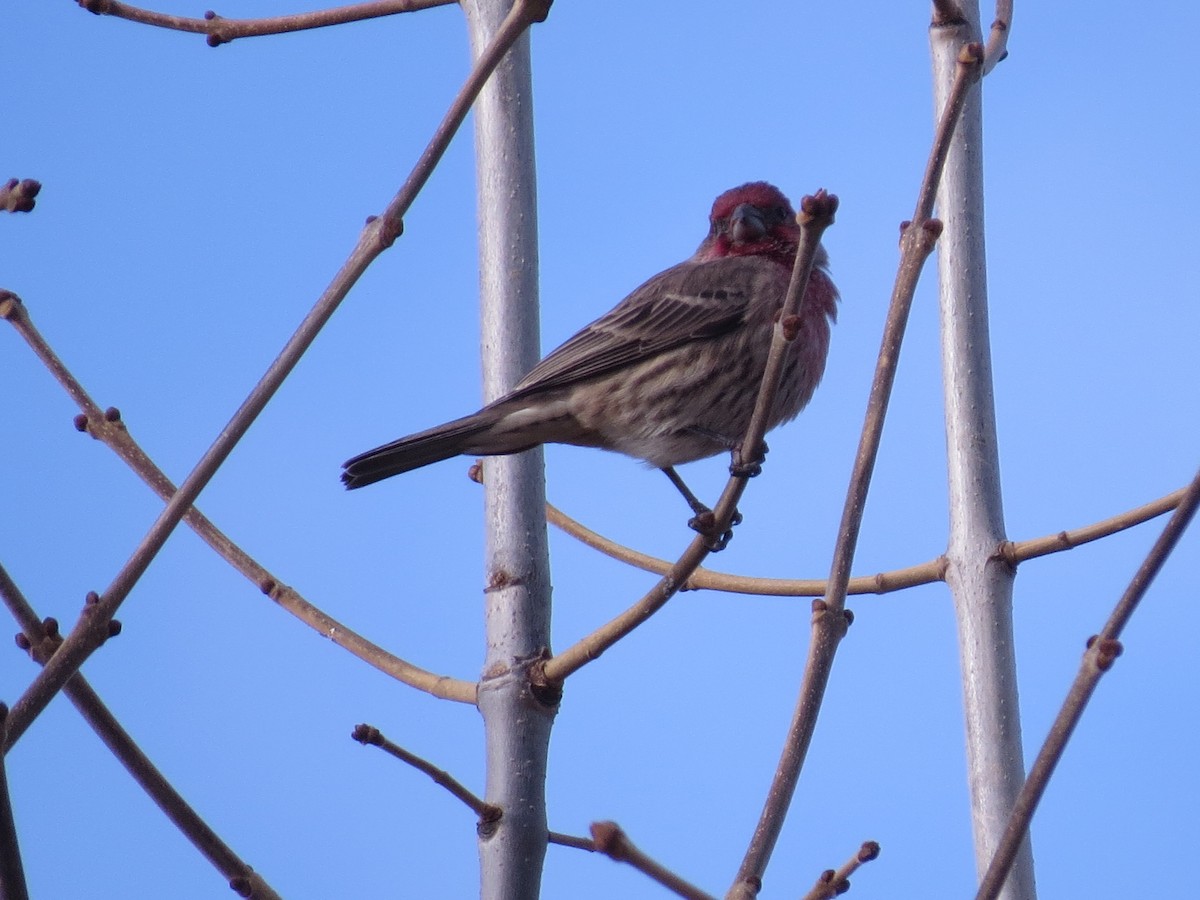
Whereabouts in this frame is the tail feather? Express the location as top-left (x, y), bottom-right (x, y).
top-left (342, 412), bottom-right (500, 489)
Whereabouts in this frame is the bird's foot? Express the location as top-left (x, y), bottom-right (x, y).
top-left (688, 507), bottom-right (743, 553)
top-left (729, 440), bottom-right (768, 478)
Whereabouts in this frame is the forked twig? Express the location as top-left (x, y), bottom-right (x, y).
top-left (3, 0), bottom-right (550, 751)
top-left (1, 292), bottom-right (475, 704)
top-left (727, 43), bottom-right (984, 900)
top-left (800, 841), bottom-right (881, 900)
top-left (535, 192), bottom-right (838, 687)
top-left (975, 464), bottom-right (1200, 900)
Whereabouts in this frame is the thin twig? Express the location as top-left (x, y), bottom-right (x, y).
top-left (0, 706), bottom-right (29, 900)
top-left (983, 1), bottom-right (1013, 75)
top-left (1002, 487), bottom-right (1187, 565)
top-left (975, 463), bottom-right (1200, 900)
top-left (76, 0), bottom-right (455, 46)
top-left (800, 841), bottom-right (881, 900)
top-left (547, 484), bottom-right (1186, 597)
top-left (2, 0), bottom-right (548, 752)
top-left (0, 564), bottom-right (281, 899)
top-left (728, 44), bottom-right (983, 900)
top-left (535, 192), bottom-right (838, 687)
top-left (0, 292), bottom-right (475, 704)
top-left (549, 830), bottom-right (595, 851)
top-left (590, 821), bottom-right (715, 900)
top-left (351, 724), bottom-right (498, 823)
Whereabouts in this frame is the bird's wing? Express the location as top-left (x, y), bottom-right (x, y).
top-left (505, 259), bottom-right (757, 400)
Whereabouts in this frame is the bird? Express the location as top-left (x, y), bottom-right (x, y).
top-left (342, 181), bottom-right (838, 542)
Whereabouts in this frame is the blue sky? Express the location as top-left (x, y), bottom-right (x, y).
top-left (3, 2), bottom-right (1198, 898)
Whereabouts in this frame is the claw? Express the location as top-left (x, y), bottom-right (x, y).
top-left (687, 509), bottom-right (741, 552)
top-left (729, 441), bottom-right (768, 478)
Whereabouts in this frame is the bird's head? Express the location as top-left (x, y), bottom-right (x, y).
top-left (695, 181), bottom-right (801, 265)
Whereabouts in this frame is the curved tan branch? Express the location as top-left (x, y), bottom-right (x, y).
top-left (1002, 487), bottom-right (1187, 564)
top-left (2, 292), bottom-right (476, 705)
top-left (545, 502), bottom-right (945, 597)
top-left (547, 486), bottom-right (1188, 600)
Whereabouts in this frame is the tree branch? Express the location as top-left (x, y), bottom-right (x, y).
top-left (800, 840), bottom-right (881, 900)
top-left (589, 821), bottom-right (715, 900)
top-left (0, 564), bottom-right (281, 899)
top-left (728, 43), bottom-right (982, 900)
top-left (975, 463), bottom-right (1200, 900)
top-left (0, 706), bottom-right (29, 900)
top-left (0, 291), bottom-right (476, 704)
top-left (352, 724), bottom-right (499, 823)
top-left (76, 0), bottom-right (455, 46)
top-left (2, 0), bottom-right (546, 751)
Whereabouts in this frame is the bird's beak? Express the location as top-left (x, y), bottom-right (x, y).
top-left (729, 203), bottom-right (768, 244)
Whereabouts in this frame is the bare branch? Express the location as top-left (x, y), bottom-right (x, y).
top-left (983, 2), bottom-right (1013, 74)
top-left (551, 482), bottom-right (1188, 597)
top-left (0, 706), bottom-right (29, 900)
top-left (0, 564), bottom-right (281, 899)
top-left (536, 193), bottom-right (838, 687)
top-left (0, 291), bottom-right (476, 704)
top-left (0, 178), bottom-right (41, 213)
top-left (976, 464), bottom-right (1200, 900)
top-left (546, 500), bottom-right (947, 596)
top-left (2, 0), bottom-right (548, 751)
top-left (76, 0), bottom-right (455, 46)
top-left (590, 821), bottom-right (715, 900)
top-left (728, 45), bottom-right (982, 900)
top-left (352, 724), bottom-right (499, 823)
top-left (800, 840), bottom-right (881, 900)
top-left (548, 831), bottom-right (595, 851)
top-left (1003, 487), bottom-right (1187, 565)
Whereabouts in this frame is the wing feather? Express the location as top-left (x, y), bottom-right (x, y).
top-left (506, 257), bottom-right (762, 400)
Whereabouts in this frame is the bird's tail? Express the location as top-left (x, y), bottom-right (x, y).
top-left (341, 411), bottom-right (505, 489)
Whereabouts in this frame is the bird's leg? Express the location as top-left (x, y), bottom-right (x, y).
top-left (660, 466), bottom-right (742, 552)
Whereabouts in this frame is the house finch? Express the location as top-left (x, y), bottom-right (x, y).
top-left (342, 182), bottom-right (838, 527)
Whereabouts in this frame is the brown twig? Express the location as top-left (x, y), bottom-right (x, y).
top-left (76, 0), bottom-right (455, 46)
top-left (2, 0), bottom-right (549, 752)
top-left (0, 178), bottom-right (41, 213)
top-left (0, 705), bottom-right (29, 900)
top-left (1, 291), bottom-right (475, 704)
top-left (800, 841), bottom-right (881, 900)
top-left (352, 723), bottom-right (499, 824)
top-left (590, 821), bottom-right (715, 900)
top-left (535, 192), bottom-right (838, 687)
top-left (0, 564), bottom-right (281, 899)
top-left (728, 43), bottom-right (983, 900)
top-left (548, 830), bottom-right (595, 851)
top-left (975, 463), bottom-right (1200, 900)
top-left (546, 485), bottom-right (1187, 597)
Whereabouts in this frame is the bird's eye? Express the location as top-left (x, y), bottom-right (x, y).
top-left (772, 205), bottom-right (789, 222)
top-left (712, 217), bottom-right (728, 235)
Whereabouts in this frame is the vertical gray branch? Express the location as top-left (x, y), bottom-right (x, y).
top-left (930, 8), bottom-right (1036, 899)
top-left (460, 1), bottom-right (555, 897)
